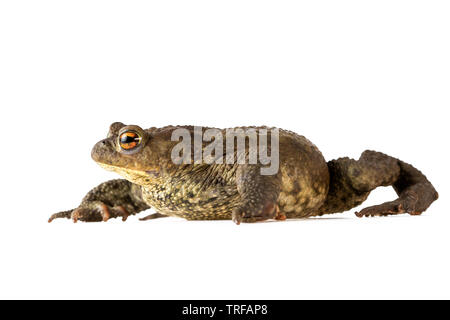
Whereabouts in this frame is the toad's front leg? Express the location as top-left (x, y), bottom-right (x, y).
top-left (48, 179), bottom-right (150, 223)
top-left (232, 164), bottom-right (283, 224)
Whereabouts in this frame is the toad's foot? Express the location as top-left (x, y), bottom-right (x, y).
top-left (232, 202), bottom-right (279, 225)
top-left (48, 201), bottom-right (130, 223)
top-left (355, 188), bottom-right (435, 217)
top-left (275, 205), bottom-right (287, 220)
top-left (355, 201), bottom-right (406, 217)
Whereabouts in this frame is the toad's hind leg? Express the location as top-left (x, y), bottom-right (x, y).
top-left (317, 150), bottom-right (438, 217)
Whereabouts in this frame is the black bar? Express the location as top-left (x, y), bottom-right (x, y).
top-left (0, 300), bottom-right (443, 319)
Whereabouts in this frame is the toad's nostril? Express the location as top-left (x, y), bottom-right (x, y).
top-left (99, 138), bottom-right (112, 147)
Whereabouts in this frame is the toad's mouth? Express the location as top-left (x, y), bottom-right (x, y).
top-left (97, 162), bottom-right (159, 186)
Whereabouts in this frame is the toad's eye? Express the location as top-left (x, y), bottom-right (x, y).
top-left (119, 131), bottom-right (142, 150)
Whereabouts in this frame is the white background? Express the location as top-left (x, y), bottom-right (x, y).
top-left (1, 1), bottom-right (449, 299)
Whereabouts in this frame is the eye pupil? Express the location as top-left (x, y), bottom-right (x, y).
top-left (119, 131), bottom-right (142, 150)
top-left (121, 134), bottom-right (135, 144)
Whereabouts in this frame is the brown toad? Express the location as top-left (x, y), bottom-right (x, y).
top-left (49, 123), bottom-right (438, 224)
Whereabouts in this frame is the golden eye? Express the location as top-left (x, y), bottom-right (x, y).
top-left (119, 131), bottom-right (142, 150)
